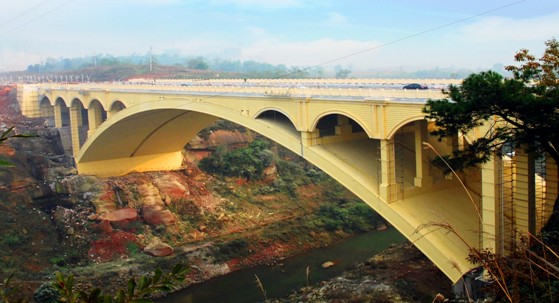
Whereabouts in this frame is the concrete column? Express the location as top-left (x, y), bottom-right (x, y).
top-left (514, 149), bottom-right (535, 236)
top-left (69, 106), bottom-right (83, 158)
top-left (380, 138), bottom-right (398, 202)
top-left (301, 130), bottom-right (321, 147)
top-left (414, 120), bottom-right (432, 188)
top-left (335, 116), bottom-right (352, 136)
top-left (481, 154), bottom-right (502, 254)
top-left (87, 106), bottom-right (104, 137)
top-left (544, 155), bottom-right (558, 229)
top-left (54, 104), bottom-right (63, 128)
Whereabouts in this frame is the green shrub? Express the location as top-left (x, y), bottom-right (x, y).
top-left (199, 139), bottom-right (273, 181)
top-left (212, 239), bottom-right (250, 263)
top-left (49, 257), bottom-right (66, 267)
top-left (126, 243), bottom-right (141, 256)
top-left (33, 283), bottom-right (59, 303)
top-left (0, 233), bottom-right (27, 248)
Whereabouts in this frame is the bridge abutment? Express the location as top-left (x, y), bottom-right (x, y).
top-left (77, 151), bottom-right (184, 177)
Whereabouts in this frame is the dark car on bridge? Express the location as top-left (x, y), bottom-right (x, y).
top-left (403, 83), bottom-right (428, 90)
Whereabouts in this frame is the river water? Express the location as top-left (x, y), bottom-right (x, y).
top-left (159, 228), bottom-right (405, 303)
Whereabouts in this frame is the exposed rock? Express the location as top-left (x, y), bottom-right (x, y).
top-left (99, 208), bottom-right (138, 226)
top-left (95, 185), bottom-right (118, 214)
top-left (137, 182), bottom-right (162, 206)
top-left (142, 204), bottom-right (176, 226)
top-left (95, 220), bottom-right (114, 234)
top-left (189, 130), bottom-right (252, 150)
top-left (153, 172), bottom-right (190, 200)
top-left (143, 237), bottom-right (173, 257)
top-left (376, 222), bottom-right (388, 231)
top-left (262, 165), bottom-right (277, 182)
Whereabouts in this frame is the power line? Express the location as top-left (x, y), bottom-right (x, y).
top-left (0, 0), bottom-right (54, 30)
top-left (0, 0), bottom-right (76, 38)
top-left (188, 0), bottom-right (527, 101)
top-left (278, 0), bottom-right (527, 78)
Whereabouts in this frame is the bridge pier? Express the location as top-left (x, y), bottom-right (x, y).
top-left (514, 149), bottom-right (536, 237)
top-left (301, 130), bottom-right (321, 147)
top-left (87, 102), bottom-right (105, 137)
top-left (413, 120), bottom-right (433, 188)
top-left (545, 155), bottom-right (558, 227)
top-left (481, 154), bottom-right (502, 254)
top-left (69, 102), bottom-right (84, 158)
top-left (380, 138), bottom-right (399, 202)
top-left (335, 116), bottom-right (352, 136)
top-left (54, 102), bottom-right (63, 128)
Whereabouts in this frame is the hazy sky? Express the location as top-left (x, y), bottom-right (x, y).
top-left (0, 0), bottom-right (558, 72)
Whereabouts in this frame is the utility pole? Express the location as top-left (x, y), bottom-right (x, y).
top-left (149, 46), bottom-right (153, 72)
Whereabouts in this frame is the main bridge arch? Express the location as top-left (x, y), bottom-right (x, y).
top-left (77, 97), bottom-right (477, 284)
top-left (17, 81), bottom-right (557, 291)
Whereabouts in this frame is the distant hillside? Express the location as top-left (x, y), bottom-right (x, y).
top-left (0, 52), bottom-right (509, 82)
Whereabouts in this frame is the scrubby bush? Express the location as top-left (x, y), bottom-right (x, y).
top-left (212, 239), bottom-right (251, 263)
top-left (199, 139), bottom-right (273, 180)
top-left (33, 283), bottom-right (59, 303)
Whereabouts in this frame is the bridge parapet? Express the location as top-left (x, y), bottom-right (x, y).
top-left (32, 82), bottom-right (447, 100)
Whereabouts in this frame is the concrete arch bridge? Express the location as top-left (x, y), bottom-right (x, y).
top-left (16, 79), bottom-right (556, 284)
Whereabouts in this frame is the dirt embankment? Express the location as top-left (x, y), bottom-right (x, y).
top-left (272, 243), bottom-right (452, 303)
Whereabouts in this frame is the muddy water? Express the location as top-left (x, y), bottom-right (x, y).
top-left (159, 228), bottom-right (405, 303)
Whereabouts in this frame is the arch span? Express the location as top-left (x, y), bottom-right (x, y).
top-left (55, 97), bottom-right (70, 127)
top-left (39, 97), bottom-right (54, 126)
top-left (77, 99), bottom-right (476, 284)
top-left (311, 110), bottom-right (370, 138)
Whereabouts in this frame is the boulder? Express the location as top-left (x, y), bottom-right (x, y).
top-left (376, 222), bottom-right (388, 231)
top-left (99, 208), bottom-right (138, 226)
top-left (95, 220), bottom-right (114, 234)
top-left (137, 183), bottom-right (162, 206)
top-left (143, 237), bottom-right (174, 257)
top-left (154, 173), bottom-right (190, 199)
top-left (262, 165), bottom-right (278, 182)
top-left (142, 204), bottom-right (176, 226)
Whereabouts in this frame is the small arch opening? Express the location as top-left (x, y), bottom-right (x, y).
top-left (315, 114), bottom-right (365, 137)
top-left (39, 97), bottom-right (54, 127)
top-left (110, 101), bottom-right (126, 115)
top-left (55, 98), bottom-right (70, 127)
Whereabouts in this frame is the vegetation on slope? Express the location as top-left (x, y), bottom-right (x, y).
top-left (424, 39), bottom-right (559, 302)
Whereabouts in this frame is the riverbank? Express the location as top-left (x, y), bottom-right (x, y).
top-left (159, 228), bottom-right (416, 303)
top-left (271, 242), bottom-right (453, 303)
